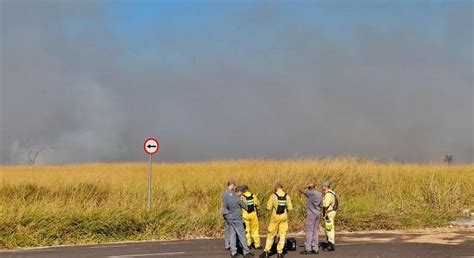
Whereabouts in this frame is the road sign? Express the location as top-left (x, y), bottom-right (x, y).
top-left (143, 137), bottom-right (160, 155)
top-left (143, 137), bottom-right (160, 209)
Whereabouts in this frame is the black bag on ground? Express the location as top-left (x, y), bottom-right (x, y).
top-left (285, 237), bottom-right (297, 251)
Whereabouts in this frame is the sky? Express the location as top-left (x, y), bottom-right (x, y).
top-left (0, 0), bottom-right (472, 164)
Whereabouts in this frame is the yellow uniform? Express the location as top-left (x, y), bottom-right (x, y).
top-left (323, 190), bottom-right (337, 244)
top-left (263, 189), bottom-right (293, 254)
top-left (242, 191), bottom-right (261, 248)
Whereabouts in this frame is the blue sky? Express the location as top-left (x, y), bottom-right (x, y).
top-left (99, 1), bottom-right (454, 44)
top-left (85, 0), bottom-right (470, 71)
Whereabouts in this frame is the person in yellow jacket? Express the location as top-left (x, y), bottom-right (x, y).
top-left (322, 181), bottom-right (338, 252)
top-left (259, 183), bottom-right (293, 258)
top-left (241, 185), bottom-right (262, 249)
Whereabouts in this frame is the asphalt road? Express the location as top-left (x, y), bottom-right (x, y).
top-left (1, 231), bottom-right (473, 258)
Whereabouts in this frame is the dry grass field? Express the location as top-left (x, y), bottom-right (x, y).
top-left (1, 158), bottom-right (472, 248)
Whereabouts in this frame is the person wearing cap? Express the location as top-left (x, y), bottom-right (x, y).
top-left (260, 183), bottom-right (293, 258)
top-left (321, 181), bottom-right (337, 252)
top-left (298, 180), bottom-right (323, 255)
top-left (241, 185), bottom-right (262, 249)
top-left (222, 179), bottom-right (237, 250)
top-left (225, 185), bottom-right (254, 258)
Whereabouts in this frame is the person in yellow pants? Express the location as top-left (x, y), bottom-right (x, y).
top-left (322, 181), bottom-right (338, 252)
top-left (242, 185), bottom-right (262, 249)
top-left (259, 183), bottom-right (293, 258)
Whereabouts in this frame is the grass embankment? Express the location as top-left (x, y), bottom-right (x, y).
top-left (0, 159), bottom-right (472, 248)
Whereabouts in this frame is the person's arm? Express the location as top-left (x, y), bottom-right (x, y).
top-left (298, 184), bottom-right (311, 194)
top-left (286, 195), bottom-right (294, 211)
top-left (266, 195), bottom-right (274, 211)
top-left (254, 194), bottom-right (260, 206)
top-left (253, 194), bottom-right (260, 215)
top-left (222, 196), bottom-right (231, 215)
top-left (240, 196), bottom-right (248, 211)
top-left (221, 192), bottom-right (229, 215)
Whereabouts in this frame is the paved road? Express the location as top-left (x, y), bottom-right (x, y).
top-left (1, 232), bottom-right (473, 258)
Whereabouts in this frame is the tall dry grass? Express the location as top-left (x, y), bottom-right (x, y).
top-left (1, 159), bottom-right (472, 248)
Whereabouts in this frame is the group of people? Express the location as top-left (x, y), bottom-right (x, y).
top-left (222, 179), bottom-right (338, 257)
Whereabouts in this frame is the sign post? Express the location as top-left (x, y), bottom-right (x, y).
top-left (143, 137), bottom-right (160, 209)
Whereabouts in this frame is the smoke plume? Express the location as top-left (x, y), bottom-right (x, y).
top-left (0, 0), bottom-right (472, 164)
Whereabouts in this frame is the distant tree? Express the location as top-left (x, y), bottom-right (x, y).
top-left (444, 155), bottom-right (453, 165)
top-left (25, 141), bottom-right (42, 166)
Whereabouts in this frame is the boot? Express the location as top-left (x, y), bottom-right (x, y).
top-left (311, 249), bottom-right (320, 255)
top-left (259, 252), bottom-right (269, 258)
top-left (276, 254), bottom-right (284, 258)
top-left (300, 250), bottom-right (312, 255)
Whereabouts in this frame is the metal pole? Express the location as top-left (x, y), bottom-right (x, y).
top-left (147, 154), bottom-right (152, 209)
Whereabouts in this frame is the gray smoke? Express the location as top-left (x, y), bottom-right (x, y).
top-left (0, 1), bottom-right (472, 164)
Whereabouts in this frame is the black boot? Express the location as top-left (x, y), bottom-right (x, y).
top-left (276, 254), bottom-right (285, 258)
top-left (259, 252), bottom-right (269, 258)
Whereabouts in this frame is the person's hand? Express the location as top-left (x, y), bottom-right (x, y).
top-left (241, 196), bottom-right (246, 202)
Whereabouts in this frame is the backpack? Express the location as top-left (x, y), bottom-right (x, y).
top-left (245, 194), bottom-right (256, 213)
top-left (327, 190), bottom-right (339, 211)
top-left (274, 193), bottom-right (287, 214)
